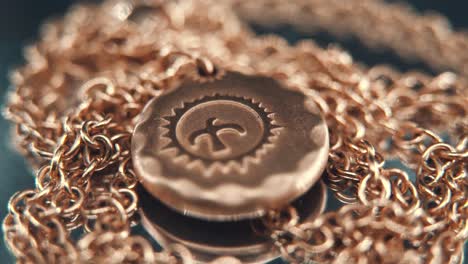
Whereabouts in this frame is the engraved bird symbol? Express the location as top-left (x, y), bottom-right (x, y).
top-left (188, 117), bottom-right (245, 152)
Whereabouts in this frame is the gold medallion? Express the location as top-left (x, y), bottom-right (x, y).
top-left (132, 71), bottom-right (329, 220)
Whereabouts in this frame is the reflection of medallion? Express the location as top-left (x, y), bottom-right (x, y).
top-left (139, 182), bottom-right (327, 264)
top-left (160, 95), bottom-right (282, 174)
top-left (132, 71), bottom-right (329, 220)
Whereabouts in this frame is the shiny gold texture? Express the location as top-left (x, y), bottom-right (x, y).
top-left (2, 0), bottom-right (467, 263)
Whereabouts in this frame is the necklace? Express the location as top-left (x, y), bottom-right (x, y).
top-left (3, 0), bottom-right (467, 263)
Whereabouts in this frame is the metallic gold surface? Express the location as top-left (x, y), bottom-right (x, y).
top-left (132, 72), bottom-right (329, 220)
top-left (139, 182), bottom-right (327, 264)
top-left (2, 0), bottom-right (467, 263)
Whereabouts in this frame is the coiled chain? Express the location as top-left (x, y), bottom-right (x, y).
top-left (3, 0), bottom-right (467, 263)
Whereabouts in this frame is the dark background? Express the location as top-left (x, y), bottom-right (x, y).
top-left (0, 1), bottom-right (467, 263)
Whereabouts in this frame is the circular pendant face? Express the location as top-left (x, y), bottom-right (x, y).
top-left (139, 181), bottom-right (327, 264)
top-left (132, 72), bottom-right (329, 220)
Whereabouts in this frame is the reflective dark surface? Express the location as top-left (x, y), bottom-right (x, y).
top-left (139, 182), bottom-right (327, 263)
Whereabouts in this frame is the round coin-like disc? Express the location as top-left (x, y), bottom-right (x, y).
top-left (132, 71), bottom-right (329, 220)
top-left (139, 181), bottom-right (327, 264)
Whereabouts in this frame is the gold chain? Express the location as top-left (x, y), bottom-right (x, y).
top-left (3, 0), bottom-right (467, 263)
top-left (235, 0), bottom-right (468, 76)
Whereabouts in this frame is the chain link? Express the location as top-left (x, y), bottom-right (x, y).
top-left (3, 0), bottom-right (467, 263)
top-left (234, 0), bottom-right (468, 77)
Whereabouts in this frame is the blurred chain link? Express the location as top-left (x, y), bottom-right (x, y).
top-left (2, 0), bottom-right (467, 263)
top-left (234, 0), bottom-right (468, 76)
